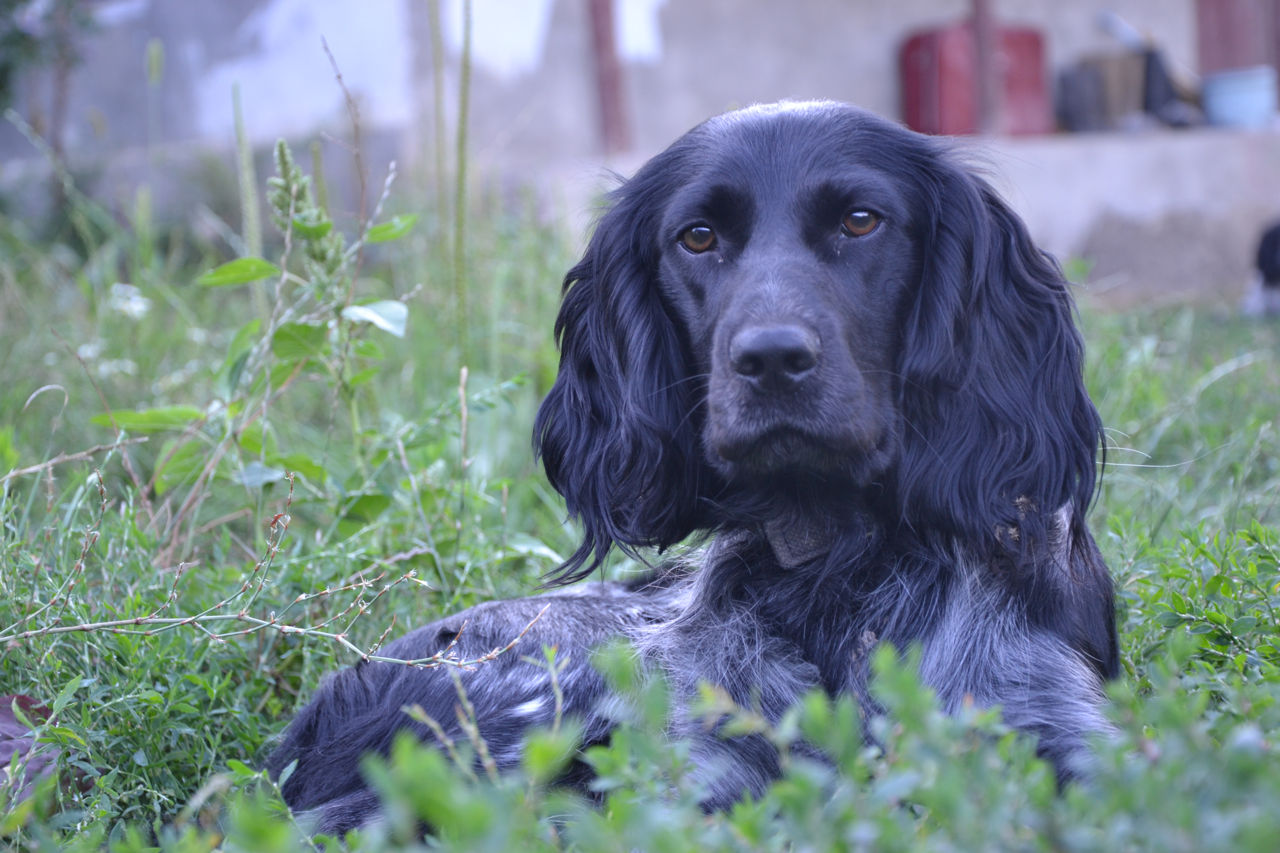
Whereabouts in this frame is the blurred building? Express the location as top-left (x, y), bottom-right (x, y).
top-left (2, 0), bottom-right (1278, 305)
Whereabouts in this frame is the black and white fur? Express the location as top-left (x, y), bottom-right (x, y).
top-left (268, 102), bottom-right (1118, 835)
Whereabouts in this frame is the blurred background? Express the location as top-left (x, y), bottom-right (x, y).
top-left (3, 8), bottom-right (1280, 837)
top-left (2, 0), bottom-right (1279, 307)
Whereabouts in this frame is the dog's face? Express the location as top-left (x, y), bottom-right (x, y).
top-left (536, 100), bottom-right (1103, 581)
top-left (654, 107), bottom-right (923, 487)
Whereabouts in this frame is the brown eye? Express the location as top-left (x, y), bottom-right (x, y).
top-left (679, 225), bottom-right (717, 253)
top-left (841, 210), bottom-right (881, 237)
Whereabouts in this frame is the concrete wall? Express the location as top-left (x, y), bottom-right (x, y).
top-left (436, 0), bottom-right (1198, 174)
top-left (3, 0), bottom-right (1274, 305)
top-left (975, 129), bottom-right (1280, 306)
top-left (3, 0), bottom-right (1199, 165)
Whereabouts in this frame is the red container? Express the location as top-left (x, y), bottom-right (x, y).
top-left (900, 21), bottom-right (1054, 135)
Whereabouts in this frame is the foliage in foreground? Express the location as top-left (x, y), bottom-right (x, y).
top-left (6, 508), bottom-right (1280, 851)
top-left (2, 132), bottom-right (1280, 849)
top-left (16, 634), bottom-right (1280, 853)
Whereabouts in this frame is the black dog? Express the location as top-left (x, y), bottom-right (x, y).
top-left (1242, 220), bottom-right (1280, 316)
top-left (268, 101), bottom-right (1117, 835)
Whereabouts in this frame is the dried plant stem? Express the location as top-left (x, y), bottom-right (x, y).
top-left (232, 82), bottom-right (267, 321)
top-left (426, 0), bottom-right (449, 224)
top-left (0, 437), bottom-right (147, 483)
top-left (404, 703), bottom-right (472, 779)
top-left (322, 36), bottom-right (368, 255)
top-left (453, 0), bottom-right (473, 357)
top-left (5, 471), bottom-right (107, 635)
top-left (451, 668), bottom-right (499, 782)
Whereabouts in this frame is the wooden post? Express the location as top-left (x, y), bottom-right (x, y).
top-left (972, 0), bottom-right (1000, 134)
top-left (587, 0), bottom-right (630, 154)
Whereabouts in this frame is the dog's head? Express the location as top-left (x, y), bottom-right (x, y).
top-left (535, 102), bottom-right (1103, 581)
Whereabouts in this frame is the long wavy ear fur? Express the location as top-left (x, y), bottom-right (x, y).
top-left (535, 118), bottom-right (1106, 593)
top-left (533, 153), bottom-right (709, 584)
top-left (894, 151), bottom-right (1105, 561)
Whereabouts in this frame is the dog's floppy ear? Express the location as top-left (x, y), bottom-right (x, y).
top-left (534, 158), bottom-right (709, 584)
top-left (894, 155), bottom-right (1105, 560)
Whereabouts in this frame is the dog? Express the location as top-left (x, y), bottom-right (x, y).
top-left (1242, 220), bottom-right (1280, 317)
top-left (267, 101), bottom-right (1118, 835)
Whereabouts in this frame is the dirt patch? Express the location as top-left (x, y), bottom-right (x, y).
top-left (1074, 210), bottom-right (1255, 310)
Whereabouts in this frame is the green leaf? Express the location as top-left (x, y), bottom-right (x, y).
top-left (50, 675), bottom-right (80, 717)
top-left (342, 300), bottom-right (407, 338)
top-left (8, 699), bottom-right (38, 731)
top-left (354, 339), bottom-right (385, 360)
top-left (271, 322), bottom-right (328, 361)
top-left (290, 212), bottom-right (333, 239)
top-left (226, 759), bottom-right (258, 780)
top-left (366, 214), bottom-right (419, 244)
top-left (225, 350), bottom-right (252, 397)
top-left (155, 440), bottom-right (210, 495)
top-left (347, 367), bottom-right (381, 388)
top-left (340, 493), bottom-right (392, 523)
top-left (44, 725), bottom-right (86, 747)
top-left (504, 534), bottom-right (564, 567)
top-left (1230, 616), bottom-right (1258, 635)
top-left (521, 724), bottom-right (582, 785)
top-left (276, 758), bottom-right (298, 789)
top-left (0, 797), bottom-right (34, 835)
top-left (197, 257), bottom-right (281, 287)
top-left (236, 422), bottom-right (270, 456)
top-left (226, 318), bottom-right (262, 363)
top-left (90, 405), bottom-right (203, 433)
top-left (271, 452), bottom-right (326, 484)
top-left (0, 426), bottom-right (18, 471)
top-left (268, 359), bottom-right (299, 388)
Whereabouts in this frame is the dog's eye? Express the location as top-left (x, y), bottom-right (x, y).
top-left (679, 225), bottom-right (717, 254)
top-left (840, 210), bottom-right (881, 237)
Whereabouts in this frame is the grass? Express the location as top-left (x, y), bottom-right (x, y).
top-left (1, 138), bottom-right (1280, 849)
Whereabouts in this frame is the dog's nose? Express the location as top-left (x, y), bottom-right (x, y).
top-left (729, 324), bottom-right (820, 388)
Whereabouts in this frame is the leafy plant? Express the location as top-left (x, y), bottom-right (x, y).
top-left (0, 129), bottom-right (567, 843)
